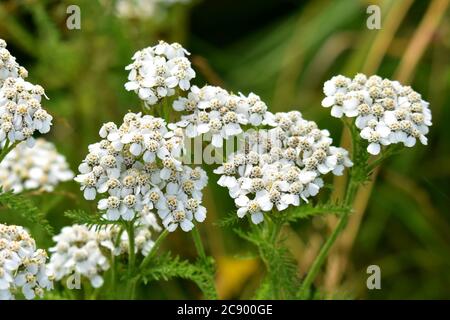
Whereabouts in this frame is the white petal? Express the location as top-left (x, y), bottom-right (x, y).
top-left (180, 219), bottom-right (194, 232)
top-left (367, 143), bottom-right (381, 155)
top-left (235, 195), bottom-right (249, 207)
top-left (331, 106), bottom-right (344, 118)
top-left (321, 96), bottom-right (335, 108)
top-left (194, 207), bottom-right (207, 222)
top-left (251, 212), bottom-right (264, 224)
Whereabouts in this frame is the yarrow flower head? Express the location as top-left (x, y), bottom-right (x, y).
top-left (0, 39), bottom-right (28, 87)
top-left (114, 0), bottom-right (191, 19)
top-left (99, 207), bottom-right (162, 256)
top-left (170, 85), bottom-right (273, 148)
top-left (0, 224), bottom-right (53, 300)
top-left (125, 41), bottom-right (195, 107)
top-left (47, 225), bottom-right (110, 288)
top-left (322, 74), bottom-right (432, 155)
top-left (214, 111), bottom-right (352, 224)
top-left (74, 112), bottom-right (208, 232)
top-left (0, 138), bottom-right (73, 193)
top-left (48, 211), bottom-right (162, 289)
top-left (0, 77), bottom-right (52, 148)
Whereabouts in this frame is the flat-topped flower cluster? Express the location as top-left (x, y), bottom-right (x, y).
top-left (170, 85), bottom-right (273, 147)
top-left (114, 0), bottom-right (191, 19)
top-left (0, 77), bottom-right (52, 148)
top-left (0, 39), bottom-right (52, 149)
top-left (0, 224), bottom-right (53, 300)
top-left (125, 41), bottom-right (195, 107)
top-left (75, 112), bottom-right (207, 232)
top-left (214, 111), bottom-right (353, 224)
top-left (0, 138), bottom-right (73, 193)
top-left (322, 74), bottom-right (432, 155)
top-left (47, 208), bottom-right (161, 289)
top-left (0, 39), bottom-right (28, 87)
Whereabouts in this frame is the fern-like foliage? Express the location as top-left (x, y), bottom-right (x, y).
top-left (215, 211), bottom-right (240, 227)
top-left (285, 202), bottom-right (351, 223)
top-left (235, 223), bottom-right (300, 299)
top-left (258, 242), bottom-right (299, 299)
top-left (143, 252), bottom-right (218, 299)
top-left (346, 121), bottom-right (371, 183)
top-left (0, 189), bottom-right (53, 234)
top-left (64, 209), bottom-right (113, 230)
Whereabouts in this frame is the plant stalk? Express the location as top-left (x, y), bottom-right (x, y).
top-left (140, 229), bottom-right (169, 270)
top-left (125, 222), bottom-right (136, 299)
top-left (298, 180), bottom-right (358, 299)
top-left (191, 227), bottom-right (206, 260)
top-left (0, 140), bottom-right (17, 164)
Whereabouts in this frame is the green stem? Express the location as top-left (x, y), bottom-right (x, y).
top-left (0, 140), bottom-right (17, 164)
top-left (126, 222), bottom-right (136, 299)
top-left (127, 229), bottom-right (169, 297)
top-left (110, 253), bottom-right (116, 298)
top-left (110, 227), bottom-right (124, 299)
top-left (270, 216), bottom-right (282, 244)
top-left (139, 229), bottom-right (169, 270)
top-left (191, 227), bottom-right (206, 260)
top-left (298, 180), bottom-right (358, 299)
top-left (257, 216), bottom-right (284, 299)
top-left (298, 121), bottom-right (364, 299)
top-left (269, 218), bottom-right (283, 299)
top-left (368, 145), bottom-right (401, 172)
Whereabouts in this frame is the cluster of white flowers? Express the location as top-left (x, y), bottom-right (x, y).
top-left (48, 209), bottom-right (162, 288)
top-left (0, 39), bottom-right (28, 87)
top-left (0, 39), bottom-right (52, 149)
top-left (114, 0), bottom-right (190, 19)
top-left (125, 41), bottom-right (195, 107)
top-left (0, 77), bottom-right (52, 147)
top-left (0, 138), bottom-right (73, 193)
top-left (99, 206), bottom-right (162, 257)
top-left (74, 112), bottom-right (208, 232)
top-left (322, 74), bottom-right (432, 155)
top-left (171, 85), bottom-right (273, 148)
top-left (214, 111), bottom-right (353, 224)
top-left (0, 224), bottom-right (53, 300)
top-left (47, 224), bottom-right (110, 288)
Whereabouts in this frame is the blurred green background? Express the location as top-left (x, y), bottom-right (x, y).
top-left (0, 0), bottom-right (449, 299)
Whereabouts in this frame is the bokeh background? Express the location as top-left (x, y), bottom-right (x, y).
top-left (0, 0), bottom-right (449, 299)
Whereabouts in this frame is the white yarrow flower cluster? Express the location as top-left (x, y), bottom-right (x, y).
top-left (48, 211), bottom-right (162, 288)
top-left (0, 39), bottom-right (28, 87)
top-left (0, 138), bottom-right (74, 193)
top-left (0, 224), bottom-right (53, 300)
top-left (214, 111), bottom-right (352, 224)
top-left (47, 225), bottom-right (110, 289)
top-left (125, 41), bottom-right (195, 107)
top-left (322, 74), bottom-right (432, 155)
top-left (74, 112), bottom-right (208, 232)
top-left (99, 207), bottom-right (162, 257)
top-left (114, 0), bottom-right (190, 19)
top-left (171, 85), bottom-right (273, 147)
top-left (0, 77), bottom-right (52, 147)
